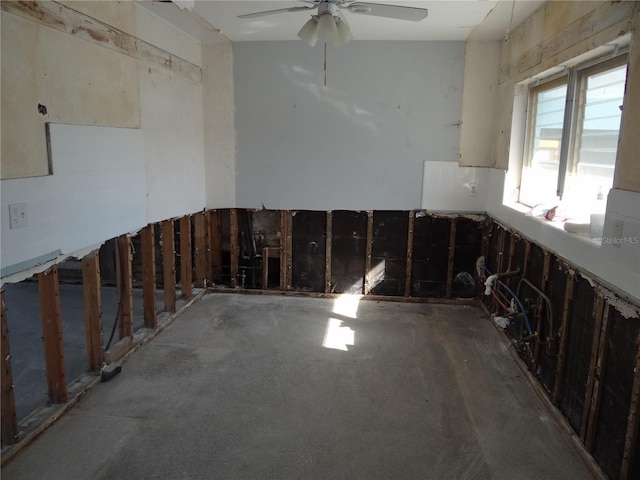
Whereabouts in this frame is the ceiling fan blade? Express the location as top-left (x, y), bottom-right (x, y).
top-left (238, 6), bottom-right (315, 19)
top-left (346, 2), bottom-right (428, 21)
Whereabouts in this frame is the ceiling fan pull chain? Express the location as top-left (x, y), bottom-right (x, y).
top-left (324, 42), bottom-right (327, 87)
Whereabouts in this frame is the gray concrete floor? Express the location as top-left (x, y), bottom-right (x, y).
top-left (2, 293), bottom-right (594, 479)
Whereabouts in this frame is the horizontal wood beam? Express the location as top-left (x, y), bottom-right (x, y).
top-left (1, 0), bottom-right (202, 82)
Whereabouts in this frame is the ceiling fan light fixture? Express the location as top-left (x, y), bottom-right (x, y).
top-left (316, 13), bottom-right (338, 44)
top-left (335, 18), bottom-right (353, 46)
top-left (297, 17), bottom-right (319, 46)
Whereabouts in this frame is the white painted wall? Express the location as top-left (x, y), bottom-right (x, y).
top-left (1, 125), bottom-right (146, 278)
top-left (203, 41), bottom-right (236, 209)
top-left (421, 161), bottom-right (489, 213)
top-left (234, 41), bottom-right (465, 210)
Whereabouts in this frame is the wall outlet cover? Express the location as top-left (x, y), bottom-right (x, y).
top-left (9, 203), bottom-right (28, 229)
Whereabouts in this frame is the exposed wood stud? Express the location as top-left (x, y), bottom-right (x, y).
top-left (522, 240), bottom-right (531, 278)
top-left (0, 0), bottom-right (202, 82)
top-left (209, 210), bottom-right (223, 285)
top-left (116, 235), bottom-right (133, 339)
top-left (497, 228), bottom-right (507, 274)
top-left (141, 225), bottom-right (157, 328)
top-left (1, 290), bottom-right (18, 445)
top-left (204, 211), bottom-right (213, 286)
top-left (364, 211), bottom-right (374, 295)
top-left (162, 219), bottom-right (176, 313)
top-left (553, 271), bottom-right (575, 406)
top-left (533, 251), bottom-right (552, 370)
top-left (193, 213), bottom-right (206, 288)
top-left (620, 333), bottom-right (640, 480)
top-left (230, 209), bottom-right (239, 288)
top-left (446, 217), bottom-right (457, 299)
top-left (285, 212), bottom-right (293, 290)
top-left (82, 252), bottom-right (103, 372)
top-left (507, 234), bottom-right (517, 272)
top-left (404, 211), bottom-right (415, 297)
top-left (179, 216), bottom-right (193, 298)
top-left (585, 302), bottom-right (611, 451)
top-left (325, 211), bottom-right (333, 293)
top-left (582, 295), bottom-right (606, 442)
top-left (38, 266), bottom-right (67, 404)
top-left (280, 211), bottom-right (287, 291)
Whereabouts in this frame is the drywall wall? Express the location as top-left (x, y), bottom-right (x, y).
top-left (1, 124), bottom-right (146, 278)
top-left (614, 8), bottom-right (640, 193)
top-left (203, 40), bottom-right (236, 209)
top-left (458, 41), bottom-right (501, 168)
top-left (1, 7), bottom-right (140, 179)
top-left (135, 3), bottom-right (206, 223)
top-left (234, 41), bottom-right (464, 210)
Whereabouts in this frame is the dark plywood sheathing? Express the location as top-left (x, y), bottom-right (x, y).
top-left (209, 210), bottom-right (223, 285)
top-left (553, 270), bottom-right (575, 406)
top-left (584, 300), bottom-right (611, 452)
top-left (496, 227), bottom-right (507, 274)
top-left (116, 235), bottom-right (133, 339)
top-left (364, 211), bottom-right (374, 295)
top-left (446, 217), bottom-right (457, 298)
top-left (621, 335), bottom-right (640, 480)
top-left (404, 211), bottom-right (415, 297)
top-left (179, 216), bottom-right (193, 299)
top-left (161, 219), bottom-right (176, 313)
top-left (38, 266), bottom-right (68, 404)
top-left (1, 290), bottom-right (18, 446)
top-left (230, 209), bottom-right (239, 288)
top-left (325, 211), bottom-right (333, 293)
top-left (141, 225), bottom-right (157, 328)
top-left (82, 251), bottom-right (103, 372)
top-left (193, 213), bottom-right (206, 289)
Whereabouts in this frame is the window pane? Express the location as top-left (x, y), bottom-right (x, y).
top-left (520, 82), bottom-right (567, 206)
top-left (562, 62), bottom-right (627, 223)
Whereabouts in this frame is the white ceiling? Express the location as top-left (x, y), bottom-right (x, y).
top-left (140, 0), bottom-right (547, 43)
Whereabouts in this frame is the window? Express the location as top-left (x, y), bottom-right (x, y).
top-left (518, 53), bottom-right (628, 224)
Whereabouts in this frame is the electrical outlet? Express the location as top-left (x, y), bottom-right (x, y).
top-left (9, 203), bottom-right (28, 229)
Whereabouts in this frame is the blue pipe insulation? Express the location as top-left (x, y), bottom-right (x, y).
top-left (482, 265), bottom-right (533, 335)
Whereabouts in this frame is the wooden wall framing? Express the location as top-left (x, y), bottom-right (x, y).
top-left (38, 266), bottom-right (67, 404)
top-left (82, 252), bottom-right (103, 372)
top-left (162, 219), bottom-right (176, 313)
top-left (1, 290), bottom-right (18, 445)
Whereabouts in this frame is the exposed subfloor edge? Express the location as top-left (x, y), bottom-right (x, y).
top-left (0, 289), bottom-right (207, 467)
top-left (479, 302), bottom-right (608, 480)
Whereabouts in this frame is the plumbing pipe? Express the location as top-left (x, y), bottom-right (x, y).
top-left (517, 278), bottom-right (554, 338)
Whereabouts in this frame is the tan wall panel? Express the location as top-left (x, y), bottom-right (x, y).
top-left (1, 11), bottom-right (140, 179)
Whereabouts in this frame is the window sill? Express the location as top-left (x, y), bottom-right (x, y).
top-left (502, 200), bottom-right (603, 246)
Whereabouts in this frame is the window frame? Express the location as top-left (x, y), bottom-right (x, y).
top-left (519, 50), bottom-right (629, 208)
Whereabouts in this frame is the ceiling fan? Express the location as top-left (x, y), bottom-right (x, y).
top-left (238, 0), bottom-right (429, 46)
